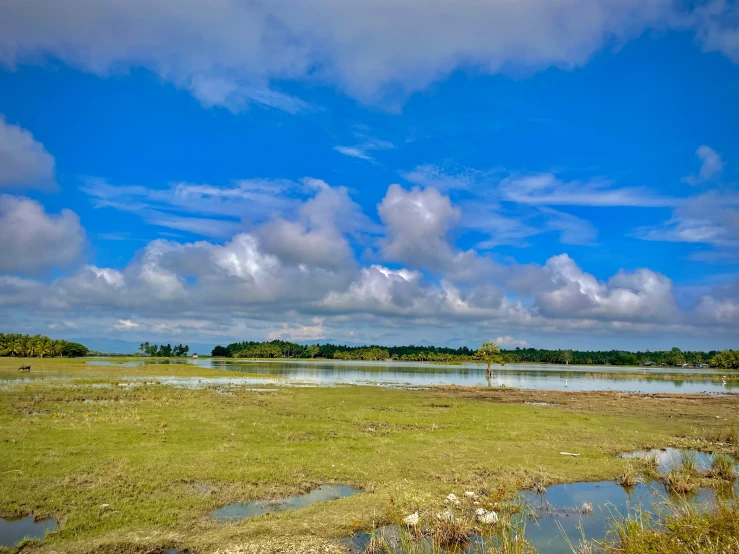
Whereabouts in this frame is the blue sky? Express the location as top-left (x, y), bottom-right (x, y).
top-left (1, 0), bottom-right (739, 350)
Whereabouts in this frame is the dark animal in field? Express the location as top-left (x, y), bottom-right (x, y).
top-left (18, 364), bottom-right (31, 371)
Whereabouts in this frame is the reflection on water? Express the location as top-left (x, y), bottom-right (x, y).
top-left (347, 478), bottom-right (738, 554)
top-left (620, 448), bottom-right (739, 474)
top-left (517, 479), bottom-right (736, 554)
top-left (0, 514), bottom-right (57, 547)
top-left (211, 485), bottom-right (360, 522)
top-left (85, 358), bottom-right (739, 394)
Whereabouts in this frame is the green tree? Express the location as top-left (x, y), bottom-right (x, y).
top-left (475, 341), bottom-right (505, 377)
top-left (61, 342), bottom-right (89, 357)
top-left (305, 344), bottom-right (320, 358)
top-left (211, 345), bottom-right (230, 357)
top-left (711, 350), bottom-right (739, 369)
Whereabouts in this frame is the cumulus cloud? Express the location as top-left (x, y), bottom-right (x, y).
top-left (0, 0), bottom-right (678, 109)
top-left (2, 181), bottom-right (738, 343)
top-left (377, 184), bottom-right (462, 270)
top-left (527, 254), bottom-right (679, 323)
top-left (0, 195), bottom-right (85, 275)
top-left (0, 115), bottom-right (56, 189)
top-left (259, 178), bottom-right (375, 270)
top-left (682, 145), bottom-right (724, 185)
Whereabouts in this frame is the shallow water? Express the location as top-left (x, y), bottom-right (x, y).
top-left (347, 478), bottom-right (738, 554)
top-left (85, 358), bottom-right (739, 393)
top-left (517, 480), bottom-right (732, 553)
top-left (211, 485), bottom-right (360, 522)
top-left (0, 515), bottom-right (57, 547)
top-left (620, 448), bottom-right (739, 474)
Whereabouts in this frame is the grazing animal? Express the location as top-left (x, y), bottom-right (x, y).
top-left (18, 364), bottom-right (31, 372)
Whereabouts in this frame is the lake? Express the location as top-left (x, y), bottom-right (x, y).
top-left (86, 358), bottom-right (739, 394)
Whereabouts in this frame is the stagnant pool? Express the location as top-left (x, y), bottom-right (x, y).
top-left (0, 514), bottom-right (57, 548)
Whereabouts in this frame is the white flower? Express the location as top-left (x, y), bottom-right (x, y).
top-left (403, 511), bottom-right (419, 526)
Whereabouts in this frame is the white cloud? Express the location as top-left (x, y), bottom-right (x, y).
top-left (495, 335), bottom-right (529, 347)
top-left (686, 0), bottom-right (739, 64)
top-left (114, 319), bottom-right (139, 330)
top-left (528, 254), bottom-right (679, 323)
top-left (0, 115), bottom-right (56, 189)
top-left (499, 173), bottom-right (675, 207)
top-left (377, 184), bottom-right (462, 270)
top-left (635, 192), bottom-right (739, 248)
top-left (334, 135), bottom-right (394, 163)
top-left (682, 145), bottom-right (724, 185)
top-left (3, 181), bottom-right (739, 344)
top-left (539, 207), bottom-right (598, 245)
top-left (0, 195), bottom-right (85, 275)
top-left (82, 177), bottom-right (304, 238)
top-left (267, 318), bottom-right (326, 341)
top-left (0, 0), bottom-right (677, 109)
top-left (402, 164), bottom-right (484, 192)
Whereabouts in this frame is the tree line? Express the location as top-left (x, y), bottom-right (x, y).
top-left (210, 340), bottom-right (737, 368)
top-left (0, 333), bottom-right (89, 357)
top-left (138, 342), bottom-right (190, 357)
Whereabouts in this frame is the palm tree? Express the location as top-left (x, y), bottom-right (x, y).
top-left (30, 334), bottom-right (43, 357)
top-left (6, 334), bottom-right (22, 357)
top-left (37, 337), bottom-right (52, 358)
top-left (17, 335), bottom-right (29, 357)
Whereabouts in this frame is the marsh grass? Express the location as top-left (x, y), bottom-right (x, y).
top-left (662, 468), bottom-right (697, 494)
top-left (604, 500), bottom-right (739, 554)
top-left (707, 454), bottom-right (736, 481)
top-left (617, 464), bottom-right (641, 488)
top-left (678, 452), bottom-right (698, 476)
top-left (1, 358), bottom-right (738, 553)
top-left (364, 530), bottom-right (392, 553)
top-left (642, 454), bottom-right (659, 474)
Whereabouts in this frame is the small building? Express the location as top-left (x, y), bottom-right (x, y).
top-left (192, 353), bottom-right (198, 360)
top-left (642, 361), bottom-right (656, 367)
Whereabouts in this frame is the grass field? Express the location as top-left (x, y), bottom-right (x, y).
top-left (0, 358), bottom-right (737, 553)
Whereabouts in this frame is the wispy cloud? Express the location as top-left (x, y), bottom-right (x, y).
top-left (401, 164), bottom-right (494, 191)
top-left (682, 145), bottom-right (723, 185)
top-left (635, 192), bottom-right (739, 248)
top-left (499, 173), bottom-right (676, 208)
top-left (539, 207), bottom-right (598, 246)
top-left (82, 177), bottom-right (304, 238)
top-left (334, 134), bottom-right (395, 163)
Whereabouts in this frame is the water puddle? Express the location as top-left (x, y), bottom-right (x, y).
top-left (0, 514), bottom-right (57, 547)
top-left (619, 447), bottom-right (739, 474)
top-left (346, 449), bottom-right (739, 554)
top-left (212, 485), bottom-right (361, 522)
top-left (518, 480), bottom-right (729, 553)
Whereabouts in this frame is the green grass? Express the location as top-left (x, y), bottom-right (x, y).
top-left (606, 501), bottom-right (739, 554)
top-left (0, 358), bottom-right (738, 553)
